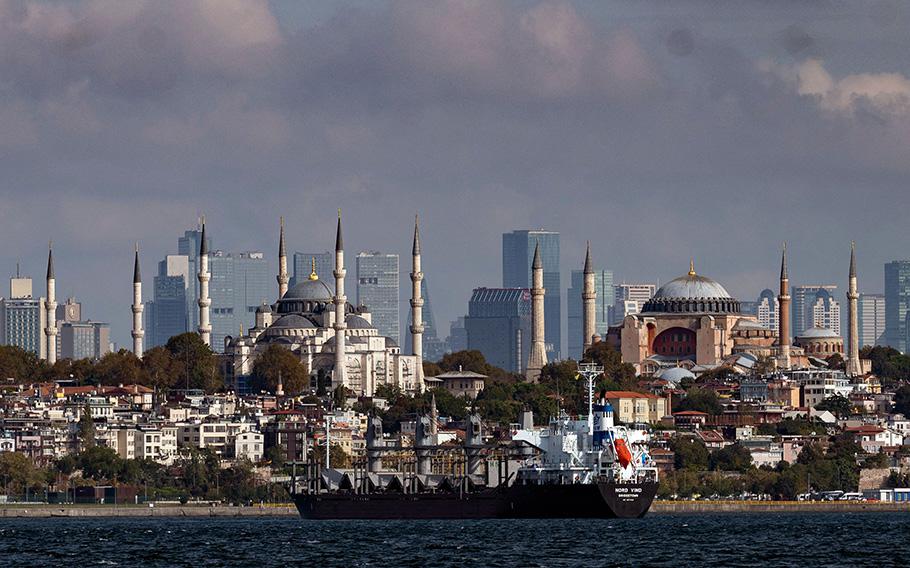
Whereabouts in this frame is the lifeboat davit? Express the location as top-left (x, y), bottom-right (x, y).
top-left (615, 439), bottom-right (632, 468)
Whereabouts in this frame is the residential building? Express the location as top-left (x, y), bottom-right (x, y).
top-left (792, 285), bottom-right (840, 336)
top-left (355, 252), bottom-right (400, 344)
top-left (235, 431), bottom-right (264, 462)
top-left (612, 283), bottom-right (656, 325)
top-left (427, 369), bottom-right (487, 399)
top-left (884, 261), bottom-right (910, 352)
top-left (858, 293), bottom-right (886, 348)
top-left (177, 421), bottom-right (254, 456)
top-left (567, 268), bottom-right (614, 359)
top-left (502, 230), bottom-right (560, 360)
top-left (605, 391), bottom-right (668, 424)
top-left (464, 288), bottom-right (531, 373)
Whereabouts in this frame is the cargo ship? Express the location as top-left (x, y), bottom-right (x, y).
top-left (293, 373), bottom-right (658, 519)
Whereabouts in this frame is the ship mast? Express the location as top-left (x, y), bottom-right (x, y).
top-left (577, 362), bottom-right (604, 436)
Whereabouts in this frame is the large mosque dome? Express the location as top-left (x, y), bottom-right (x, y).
top-left (642, 263), bottom-right (740, 314)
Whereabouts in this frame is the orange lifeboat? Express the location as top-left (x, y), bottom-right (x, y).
top-left (615, 439), bottom-right (633, 468)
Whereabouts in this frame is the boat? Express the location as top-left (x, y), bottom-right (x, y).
top-left (293, 367), bottom-right (659, 520)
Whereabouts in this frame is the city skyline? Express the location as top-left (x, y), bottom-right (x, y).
top-left (1, 2), bottom-right (910, 355)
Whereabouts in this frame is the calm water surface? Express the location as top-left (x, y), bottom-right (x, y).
top-left (0, 513), bottom-right (906, 567)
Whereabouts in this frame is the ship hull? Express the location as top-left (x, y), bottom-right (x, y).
top-left (294, 481), bottom-right (657, 520)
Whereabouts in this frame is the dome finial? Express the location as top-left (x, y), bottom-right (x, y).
top-left (688, 258), bottom-right (696, 277)
top-left (309, 256), bottom-right (319, 280)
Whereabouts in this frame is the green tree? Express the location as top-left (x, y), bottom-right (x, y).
top-left (78, 404), bottom-right (96, 450)
top-left (675, 388), bottom-right (723, 415)
top-left (0, 452), bottom-right (45, 493)
top-left (92, 349), bottom-right (147, 385)
top-left (582, 342), bottom-right (637, 387)
top-left (670, 437), bottom-right (709, 471)
top-left (0, 345), bottom-right (43, 384)
top-left (249, 344), bottom-right (309, 394)
top-left (709, 443), bottom-right (753, 473)
top-left (814, 394), bottom-right (853, 417)
top-left (438, 350), bottom-right (512, 381)
top-left (142, 346), bottom-right (179, 392)
top-left (165, 333), bottom-right (222, 392)
top-left (79, 446), bottom-right (122, 481)
top-left (893, 385), bottom-right (910, 416)
top-left (825, 353), bottom-right (845, 371)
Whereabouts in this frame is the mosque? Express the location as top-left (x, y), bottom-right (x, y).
top-left (219, 215), bottom-right (425, 397)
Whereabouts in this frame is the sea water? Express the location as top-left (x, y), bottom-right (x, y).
top-left (0, 513), bottom-right (906, 567)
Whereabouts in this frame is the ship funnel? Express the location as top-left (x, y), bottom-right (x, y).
top-left (366, 414), bottom-right (384, 473)
top-left (520, 407), bottom-right (534, 430)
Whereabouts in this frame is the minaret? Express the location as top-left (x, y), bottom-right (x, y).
top-left (846, 242), bottom-right (862, 377)
top-left (526, 241), bottom-right (548, 381)
top-left (333, 212), bottom-right (347, 389)
top-left (777, 243), bottom-right (791, 370)
top-left (197, 220), bottom-right (211, 347)
top-left (410, 215), bottom-right (425, 383)
top-left (582, 241), bottom-right (596, 356)
top-left (277, 217), bottom-right (289, 299)
top-left (44, 243), bottom-right (57, 365)
top-left (131, 243), bottom-right (144, 358)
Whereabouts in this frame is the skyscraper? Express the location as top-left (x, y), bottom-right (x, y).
top-left (60, 321), bottom-right (110, 360)
top-left (147, 255), bottom-right (190, 348)
top-left (567, 268), bottom-right (614, 359)
top-left (884, 261), bottom-right (910, 352)
top-left (612, 283), bottom-right (656, 324)
top-left (0, 274), bottom-right (46, 358)
top-left (464, 288), bottom-right (531, 373)
top-left (502, 230), bottom-right (560, 360)
top-left (755, 289), bottom-right (779, 333)
top-left (858, 293), bottom-right (886, 348)
top-left (356, 251), bottom-right (400, 344)
top-left (291, 252), bottom-right (333, 288)
top-left (792, 285), bottom-right (839, 335)
top-left (208, 251), bottom-right (271, 351)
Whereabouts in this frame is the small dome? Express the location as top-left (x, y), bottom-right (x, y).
top-left (270, 314), bottom-right (317, 329)
top-left (346, 315), bottom-right (373, 329)
top-left (798, 327), bottom-right (839, 339)
top-left (657, 367), bottom-right (695, 384)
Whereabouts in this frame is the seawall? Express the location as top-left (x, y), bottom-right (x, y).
top-left (0, 504), bottom-right (298, 518)
top-left (652, 500), bottom-right (910, 514)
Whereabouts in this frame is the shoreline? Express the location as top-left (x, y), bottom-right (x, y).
top-left (1, 501), bottom-right (909, 517)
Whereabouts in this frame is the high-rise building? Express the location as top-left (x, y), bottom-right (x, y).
top-left (858, 293), bottom-right (886, 348)
top-left (60, 321), bottom-right (110, 360)
top-left (612, 283), bottom-right (656, 324)
top-left (567, 268), bottom-right (614, 359)
top-left (356, 252), bottom-right (400, 344)
top-left (792, 285), bottom-right (839, 335)
top-left (0, 275), bottom-right (46, 358)
top-left (755, 289), bottom-right (779, 333)
top-left (147, 255), bottom-right (190, 348)
top-left (502, 230), bottom-right (560, 360)
top-left (208, 251), bottom-right (271, 352)
top-left (464, 288), bottom-right (531, 373)
top-left (447, 317), bottom-right (468, 353)
top-left (884, 261), bottom-right (910, 352)
top-left (291, 252), bottom-right (333, 288)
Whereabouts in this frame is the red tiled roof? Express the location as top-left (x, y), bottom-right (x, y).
top-left (844, 425), bottom-right (884, 434)
top-left (673, 410), bottom-right (708, 416)
top-left (605, 391), bottom-right (659, 399)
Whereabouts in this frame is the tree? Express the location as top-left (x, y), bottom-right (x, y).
top-left (92, 349), bottom-right (147, 385)
top-left (142, 346), bottom-right (179, 392)
top-left (79, 446), bottom-right (122, 481)
top-left (893, 385), bottom-right (910, 416)
top-left (582, 342), bottom-right (637, 387)
top-left (709, 443), bottom-right (753, 473)
top-left (826, 353), bottom-right (845, 371)
top-left (165, 333), bottom-right (222, 392)
top-left (0, 345), bottom-right (42, 384)
top-left (0, 452), bottom-right (45, 494)
top-left (675, 388), bottom-right (723, 415)
top-left (753, 355), bottom-right (776, 376)
top-left (437, 351), bottom-right (512, 381)
top-left (670, 437), bottom-right (709, 471)
top-left (250, 345), bottom-right (309, 394)
top-left (422, 361), bottom-right (442, 378)
top-left (814, 394), bottom-right (853, 417)
top-left (78, 404), bottom-right (96, 450)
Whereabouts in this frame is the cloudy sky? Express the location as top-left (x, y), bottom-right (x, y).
top-left (2, 0), bottom-right (910, 349)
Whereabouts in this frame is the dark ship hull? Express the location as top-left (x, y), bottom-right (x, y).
top-left (294, 480), bottom-right (657, 520)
